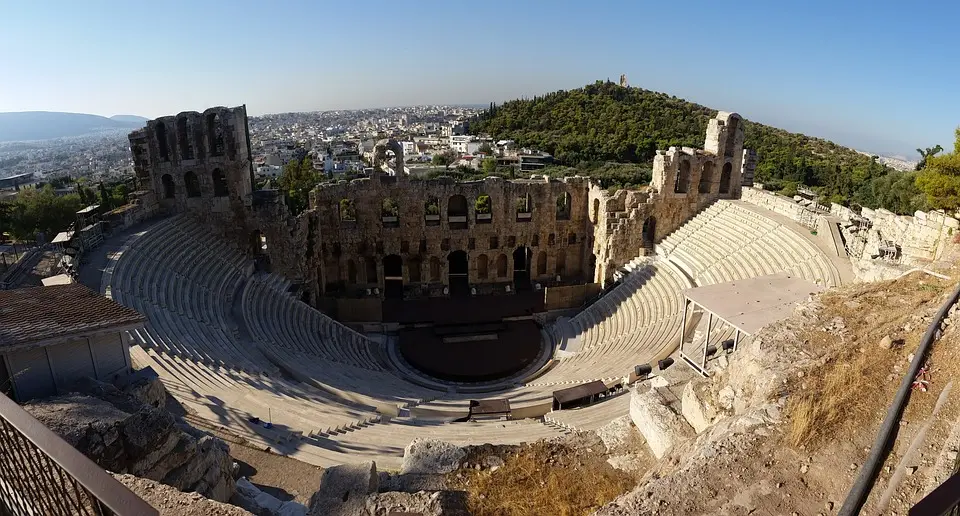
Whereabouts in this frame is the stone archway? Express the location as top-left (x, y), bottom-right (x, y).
top-left (512, 246), bottom-right (532, 291)
top-left (720, 163), bottom-right (732, 194)
top-left (383, 254), bottom-right (403, 299)
top-left (642, 216), bottom-right (656, 247)
top-left (448, 251), bottom-right (469, 297)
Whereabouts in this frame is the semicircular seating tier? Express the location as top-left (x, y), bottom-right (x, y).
top-left (656, 200), bottom-right (842, 288)
top-left (101, 203), bottom-right (837, 468)
top-left (104, 216), bottom-right (577, 467)
top-left (534, 258), bottom-right (690, 387)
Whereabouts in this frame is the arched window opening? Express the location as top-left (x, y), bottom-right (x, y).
top-left (448, 195), bottom-right (468, 229)
top-left (250, 230), bottom-right (266, 254)
top-left (475, 194), bottom-right (492, 223)
top-left (155, 122), bottom-right (169, 161)
top-left (425, 197), bottom-right (441, 225)
top-left (516, 194), bottom-right (532, 221)
top-left (477, 254), bottom-right (489, 280)
top-left (556, 192), bottom-right (571, 220)
top-left (364, 256), bottom-right (378, 284)
top-left (719, 163), bottom-right (732, 194)
top-left (429, 257), bottom-right (441, 282)
top-left (408, 258), bottom-right (422, 283)
top-left (161, 174), bottom-right (175, 199)
top-left (383, 254), bottom-right (403, 299)
top-left (206, 112), bottom-right (224, 157)
top-left (699, 161), bottom-right (715, 194)
top-left (177, 117), bottom-right (193, 160)
top-left (556, 249), bottom-right (567, 276)
top-left (536, 251), bottom-right (547, 276)
top-left (447, 250), bottom-right (469, 297)
top-left (496, 254), bottom-right (508, 278)
top-left (642, 216), bottom-right (656, 247)
top-left (184, 171), bottom-right (201, 198)
top-left (512, 246), bottom-right (532, 290)
top-left (381, 198), bottom-right (399, 227)
top-left (591, 198), bottom-right (600, 224)
top-left (347, 260), bottom-right (357, 284)
top-left (567, 233), bottom-right (577, 245)
top-left (724, 117), bottom-right (740, 158)
top-left (212, 168), bottom-right (229, 197)
top-left (674, 160), bottom-right (690, 194)
top-left (340, 199), bottom-right (356, 222)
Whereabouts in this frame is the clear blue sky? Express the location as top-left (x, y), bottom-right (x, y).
top-left (1, 0), bottom-right (957, 157)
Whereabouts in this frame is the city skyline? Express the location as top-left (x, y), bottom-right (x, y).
top-left (2, 0), bottom-right (958, 157)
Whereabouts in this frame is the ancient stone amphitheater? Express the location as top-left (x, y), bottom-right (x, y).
top-left (76, 106), bottom-right (859, 476)
top-left (99, 200), bottom-right (843, 470)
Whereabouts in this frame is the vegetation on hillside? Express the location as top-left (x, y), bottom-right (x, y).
top-left (915, 129), bottom-right (960, 210)
top-left (471, 80), bottom-right (928, 214)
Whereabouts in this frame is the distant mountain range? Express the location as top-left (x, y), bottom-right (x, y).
top-left (0, 112), bottom-right (149, 143)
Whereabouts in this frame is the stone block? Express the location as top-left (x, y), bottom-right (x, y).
top-left (314, 461), bottom-right (379, 503)
top-left (629, 387), bottom-right (692, 458)
top-left (681, 381), bottom-right (718, 434)
top-left (400, 438), bottom-right (465, 475)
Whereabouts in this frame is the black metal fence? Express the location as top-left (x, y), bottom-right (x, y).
top-left (0, 394), bottom-right (157, 516)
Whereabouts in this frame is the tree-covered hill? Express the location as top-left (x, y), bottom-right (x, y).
top-left (471, 80), bottom-right (925, 214)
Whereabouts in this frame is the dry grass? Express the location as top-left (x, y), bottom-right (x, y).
top-left (786, 275), bottom-right (955, 448)
top-left (788, 349), bottom-right (877, 448)
top-left (456, 441), bottom-right (635, 516)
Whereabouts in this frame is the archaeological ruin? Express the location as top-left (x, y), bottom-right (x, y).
top-left (126, 107), bottom-right (753, 310)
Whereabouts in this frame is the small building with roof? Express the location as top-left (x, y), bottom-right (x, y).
top-left (0, 283), bottom-right (145, 401)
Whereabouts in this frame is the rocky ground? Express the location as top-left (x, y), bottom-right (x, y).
top-left (596, 273), bottom-right (960, 515)
top-left (114, 474), bottom-right (252, 516)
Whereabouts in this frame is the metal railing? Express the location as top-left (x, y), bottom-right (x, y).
top-left (910, 471), bottom-right (960, 515)
top-left (0, 394), bottom-right (157, 516)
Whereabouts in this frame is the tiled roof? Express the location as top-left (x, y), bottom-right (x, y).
top-left (0, 283), bottom-right (145, 349)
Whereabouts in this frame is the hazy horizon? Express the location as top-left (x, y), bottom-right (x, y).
top-left (2, 0), bottom-right (958, 158)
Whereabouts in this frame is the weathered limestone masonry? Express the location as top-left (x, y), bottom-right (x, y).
top-left (125, 107), bottom-right (752, 303)
top-left (590, 112), bottom-right (747, 280)
top-left (310, 174), bottom-right (592, 297)
top-left (741, 185), bottom-right (960, 280)
top-left (833, 204), bottom-right (959, 263)
top-left (128, 106), bottom-right (305, 281)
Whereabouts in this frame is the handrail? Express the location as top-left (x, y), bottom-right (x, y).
top-left (910, 472), bottom-right (960, 515)
top-left (0, 393), bottom-right (157, 516)
top-left (839, 280), bottom-right (960, 515)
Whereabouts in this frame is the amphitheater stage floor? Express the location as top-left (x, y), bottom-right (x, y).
top-left (397, 320), bottom-right (543, 382)
top-left (382, 292), bottom-right (545, 324)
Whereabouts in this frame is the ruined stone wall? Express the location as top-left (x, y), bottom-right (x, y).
top-left (103, 190), bottom-right (159, 231)
top-left (741, 149), bottom-right (757, 187)
top-left (309, 174), bottom-right (592, 298)
top-left (128, 106), bottom-right (307, 285)
top-left (129, 106), bottom-right (255, 221)
top-left (832, 203), bottom-right (959, 263)
top-left (125, 107), bottom-right (757, 300)
top-left (740, 186), bottom-right (809, 220)
top-left (590, 112), bottom-right (747, 283)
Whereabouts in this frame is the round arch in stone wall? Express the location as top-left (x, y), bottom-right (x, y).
top-left (447, 251), bottom-right (469, 297)
top-left (719, 163), bottom-right (733, 194)
top-left (699, 162), bottom-right (714, 194)
top-left (383, 254), bottom-right (403, 299)
top-left (161, 174), bottom-right (175, 199)
top-left (512, 246), bottom-right (532, 291)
